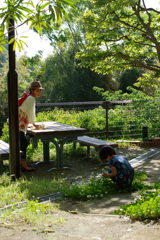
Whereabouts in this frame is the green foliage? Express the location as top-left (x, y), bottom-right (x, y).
top-left (36, 106), bottom-right (106, 132)
top-left (36, 91), bottom-right (160, 139)
top-left (0, 0), bottom-right (78, 106)
top-left (35, 49), bottom-right (107, 103)
top-left (91, 88), bottom-right (160, 139)
top-left (2, 91), bottom-right (160, 143)
top-left (115, 182), bottom-right (160, 221)
top-left (0, 51), bottom-right (45, 106)
top-left (26, 140), bottom-right (43, 161)
top-left (1, 199), bottom-right (64, 227)
top-left (0, 0), bottom-right (77, 52)
top-left (62, 177), bottom-right (116, 200)
top-left (37, 0), bottom-right (112, 102)
top-left (1, 123), bottom-right (9, 143)
top-left (62, 171), bottom-right (148, 201)
top-left (24, 199), bottom-right (51, 213)
top-left (0, 44), bottom-right (8, 67)
top-left (94, 86), bottom-right (154, 101)
top-left (61, 171), bottom-right (160, 222)
top-left (134, 71), bottom-right (160, 95)
top-left (0, 173), bottom-right (68, 208)
top-left (119, 69), bottom-right (143, 93)
top-left (107, 101), bottom-right (160, 139)
top-left (76, 0), bottom-right (160, 78)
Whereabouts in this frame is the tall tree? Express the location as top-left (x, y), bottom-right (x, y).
top-left (119, 68), bottom-right (143, 93)
top-left (37, 0), bottom-right (119, 101)
top-left (35, 46), bottom-right (108, 103)
top-left (76, 0), bottom-right (160, 80)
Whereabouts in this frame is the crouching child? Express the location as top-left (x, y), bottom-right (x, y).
top-left (99, 146), bottom-right (134, 190)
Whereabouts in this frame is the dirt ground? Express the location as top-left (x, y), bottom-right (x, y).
top-left (0, 146), bottom-right (160, 240)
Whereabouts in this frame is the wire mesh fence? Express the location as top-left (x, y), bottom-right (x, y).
top-left (1, 99), bottom-right (160, 140)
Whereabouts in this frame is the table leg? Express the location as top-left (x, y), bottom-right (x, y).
top-left (0, 157), bottom-right (3, 167)
top-left (42, 137), bottom-right (77, 170)
top-left (43, 142), bottom-right (50, 163)
top-left (59, 137), bottom-right (77, 169)
top-left (32, 138), bottom-right (38, 150)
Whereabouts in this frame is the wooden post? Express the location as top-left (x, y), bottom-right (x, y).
top-left (7, 18), bottom-right (21, 179)
top-left (104, 101), bottom-right (110, 139)
top-left (142, 126), bottom-right (148, 141)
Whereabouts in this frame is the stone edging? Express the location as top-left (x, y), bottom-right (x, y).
top-left (129, 148), bottom-right (160, 167)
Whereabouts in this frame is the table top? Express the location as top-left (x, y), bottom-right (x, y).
top-left (27, 122), bottom-right (87, 136)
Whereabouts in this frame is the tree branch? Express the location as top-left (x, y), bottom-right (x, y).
top-left (117, 52), bottom-right (160, 73)
top-left (133, 41), bottom-right (155, 48)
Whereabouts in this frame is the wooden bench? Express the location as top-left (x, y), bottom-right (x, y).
top-left (0, 140), bottom-right (10, 166)
top-left (75, 136), bottom-right (118, 155)
top-left (0, 140), bottom-right (23, 166)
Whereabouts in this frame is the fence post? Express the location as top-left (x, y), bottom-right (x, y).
top-left (142, 126), bottom-right (148, 141)
top-left (103, 101), bottom-right (110, 139)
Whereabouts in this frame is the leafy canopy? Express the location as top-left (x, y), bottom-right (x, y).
top-left (0, 0), bottom-right (77, 52)
top-left (76, 0), bottom-right (160, 75)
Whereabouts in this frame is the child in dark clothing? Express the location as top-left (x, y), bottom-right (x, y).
top-left (99, 146), bottom-right (134, 189)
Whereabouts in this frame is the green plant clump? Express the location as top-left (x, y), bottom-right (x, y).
top-left (0, 173), bottom-right (68, 208)
top-left (62, 177), bottom-right (116, 201)
top-left (36, 107), bottom-right (106, 133)
top-left (115, 181), bottom-right (160, 221)
top-left (62, 175), bottom-right (146, 201)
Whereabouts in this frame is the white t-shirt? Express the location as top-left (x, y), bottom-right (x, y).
top-left (19, 95), bottom-right (35, 133)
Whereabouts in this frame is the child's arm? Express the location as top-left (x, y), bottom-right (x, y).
top-left (102, 166), bottom-right (117, 178)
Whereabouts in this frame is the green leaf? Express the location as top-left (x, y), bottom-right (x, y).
top-left (0, 45), bottom-right (4, 53)
top-left (39, 2), bottom-right (50, 10)
top-left (8, 38), bottom-right (15, 45)
top-left (18, 39), bottom-right (28, 47)
top-left (19, 36), bottom-right (28, 39)
top-left (18, 6), bottom-right (33, 13)
top-left (54, 6), bottom-right (62, 25)
top-left (13, 41), bottom-right (17, 51)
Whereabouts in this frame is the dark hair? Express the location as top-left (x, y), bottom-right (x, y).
top-left (28, 89), bottom-right (33, 94)
top-left (99, 145), bottom-right (116, 160)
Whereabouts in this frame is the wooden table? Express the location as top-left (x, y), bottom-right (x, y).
top-left (27, 122), bottom-right (87, 169)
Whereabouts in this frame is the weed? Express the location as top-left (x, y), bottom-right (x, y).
top-left (0, 200), bottom-right (64, 227)
top-left (0, 174), bottom-right (68, 208)
top-left (114, 181), bottom-right (160, 221)
top-left (61, 173), bottom-right (147, 201)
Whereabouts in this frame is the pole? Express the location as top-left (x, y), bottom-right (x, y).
top-left (104, 101), bottom-right (110, 139)
top-left (142, 126), bottom-right (148, 141)
top-left (7, 18), bottom-right (21, 179)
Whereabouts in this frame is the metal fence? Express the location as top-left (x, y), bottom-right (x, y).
top-left (107, 99), bottom-right (160, 140)
top-left (1, 99), bottom-right (160, 140)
